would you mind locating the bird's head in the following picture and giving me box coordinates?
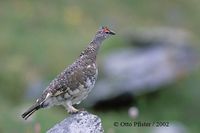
[94,26,115,41]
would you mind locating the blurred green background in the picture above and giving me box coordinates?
[0,0,200,133]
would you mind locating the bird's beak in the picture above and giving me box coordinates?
[108,30,116,35]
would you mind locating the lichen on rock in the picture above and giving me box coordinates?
[47,111,104,133]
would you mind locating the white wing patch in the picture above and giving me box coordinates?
[45,92,52,100]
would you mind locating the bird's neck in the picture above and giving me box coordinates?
[80,35,105,61]
[80,38,103,60]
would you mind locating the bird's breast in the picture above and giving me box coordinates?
[68,63,98,104]
[83,63,98,90]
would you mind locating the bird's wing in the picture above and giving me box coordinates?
[38,59,96,103]
[40,64,86,101]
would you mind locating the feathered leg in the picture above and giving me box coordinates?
[63,101,79,114]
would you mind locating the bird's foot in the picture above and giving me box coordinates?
[67,107,79,114]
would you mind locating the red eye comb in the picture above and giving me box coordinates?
[101,26,115,35]
[102,26,110,33]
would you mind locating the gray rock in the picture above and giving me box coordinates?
[47,111,104,133]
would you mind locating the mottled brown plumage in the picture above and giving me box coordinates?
[22,26,115,120]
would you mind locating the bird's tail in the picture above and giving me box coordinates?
[21,103,41,120]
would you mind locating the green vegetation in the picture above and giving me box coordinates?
[0,0,200,132]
